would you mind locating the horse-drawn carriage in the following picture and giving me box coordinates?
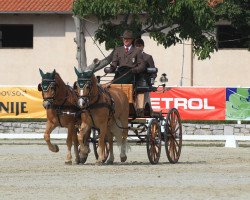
[38,66,182,165]
[102,66,182,164]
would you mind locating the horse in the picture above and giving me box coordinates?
[73,67,129,165]
[38,69,80,164]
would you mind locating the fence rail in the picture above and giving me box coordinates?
[1,133,250,148]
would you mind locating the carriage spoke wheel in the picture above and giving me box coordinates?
[165,108,182,164]
[146,118,161,164]
[92,129,110,163]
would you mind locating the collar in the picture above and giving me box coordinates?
[124,45,132,51]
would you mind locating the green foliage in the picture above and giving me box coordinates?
[73,0,249,59]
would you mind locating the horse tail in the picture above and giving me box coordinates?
[111,119,123,146]
[110,115,130,153]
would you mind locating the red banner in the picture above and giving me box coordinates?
[150,87,226,120]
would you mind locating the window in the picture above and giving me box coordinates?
[0,25,33,48]
[217,25,249,49]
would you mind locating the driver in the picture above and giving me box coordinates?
[105,30,146,84]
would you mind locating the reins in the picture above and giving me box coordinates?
[103,70,132,87]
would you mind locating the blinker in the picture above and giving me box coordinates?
[40,80,56,92]
[77,78,91,89]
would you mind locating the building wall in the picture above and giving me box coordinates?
[0,14,249,87]
[0,14,78,86]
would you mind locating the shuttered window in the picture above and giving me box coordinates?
[0,25,33,48]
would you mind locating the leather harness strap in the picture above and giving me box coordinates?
[53,88,79,127]
[80,85,115,127]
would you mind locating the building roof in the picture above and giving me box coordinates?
[0,0,74,14]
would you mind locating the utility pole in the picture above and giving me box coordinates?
[180,42,185,86]
[190,39,194,86]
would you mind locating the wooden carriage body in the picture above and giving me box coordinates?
[109,83,155,118]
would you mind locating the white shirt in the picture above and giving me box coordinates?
[124,45,132,51]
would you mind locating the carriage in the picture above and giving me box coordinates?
[38,66,182,165]
[89,66,183,165]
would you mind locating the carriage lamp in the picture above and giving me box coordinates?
[150,77,155,85]
[160,73,168,83]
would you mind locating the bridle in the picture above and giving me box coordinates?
[39,79,57,98]
[74,77,96,109]
[38,78,57,109]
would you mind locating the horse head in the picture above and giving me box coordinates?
[73,67,97,109]
[38,68,57,109]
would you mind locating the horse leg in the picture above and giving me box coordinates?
[96,125,108,165]
[120,130,128,162]
[44,122,58,152]
[106,130,114,165]
[65,125,78,165]
[72,129,80,164]
[83,129,91,154]
[78,122,90,164]
[120,120,128,162]
[110,120,127,163]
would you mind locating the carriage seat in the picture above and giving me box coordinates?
[136,67,158,93]
[104,65,158,92]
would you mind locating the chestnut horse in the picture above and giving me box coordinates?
[38,69,80,164]
[74,68,129,164]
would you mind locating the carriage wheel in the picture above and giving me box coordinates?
[146,118,162,164]
[92,129,110,163]
[164,108,182,164]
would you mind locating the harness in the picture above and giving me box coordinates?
[75,70,129,130]
[53,86,81,127]
[80,85,115,128]
[41,81,80,127]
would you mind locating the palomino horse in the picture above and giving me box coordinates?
[38,69,80,164]
[74,68,129,164]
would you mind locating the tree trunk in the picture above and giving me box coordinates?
[73,15,87,71]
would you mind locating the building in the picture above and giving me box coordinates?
[0,0,249,87]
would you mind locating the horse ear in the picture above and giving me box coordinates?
[51,69,56,78]
[73,81,77,90]
[37,83,42,91]
[74,67,80,77]
[39,68,45,78]
[85,70,94,78]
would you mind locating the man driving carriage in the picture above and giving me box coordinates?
[104,30,146,84]
[104,30,158,117]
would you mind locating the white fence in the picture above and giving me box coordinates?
[1,133,250,148]
[183,135,250,148]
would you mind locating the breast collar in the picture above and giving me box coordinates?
[84,85,114,112]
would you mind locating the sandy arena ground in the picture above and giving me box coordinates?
[0,140,250,200]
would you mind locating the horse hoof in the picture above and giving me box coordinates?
[120,155,127,162]
[65,160,72,165]
[75,159,80,164]
[80,157,87,164]
[54,145,59,152]
[95,161,103,166]
[106,160,114,165]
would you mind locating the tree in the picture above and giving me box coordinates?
[72,0,249,70]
